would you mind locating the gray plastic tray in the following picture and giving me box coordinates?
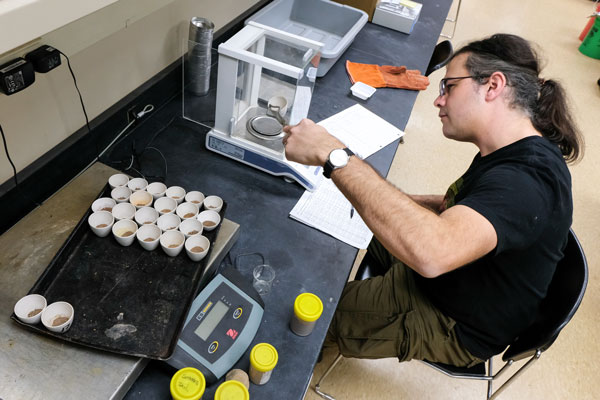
[247,0,367,77]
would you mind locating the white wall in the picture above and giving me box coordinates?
[0,0,260,185]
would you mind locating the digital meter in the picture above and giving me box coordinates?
[167,267,264,384]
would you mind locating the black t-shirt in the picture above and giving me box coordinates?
[415,136,572,359]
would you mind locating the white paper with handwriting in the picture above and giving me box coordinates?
[289,105,403,248]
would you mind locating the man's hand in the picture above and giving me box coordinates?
[282,119,345,166]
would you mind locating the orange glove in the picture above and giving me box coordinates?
[346,61,429,91]
[346,61,386,87]
[379,65,430,91]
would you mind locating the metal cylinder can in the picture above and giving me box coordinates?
[187,17,214,95]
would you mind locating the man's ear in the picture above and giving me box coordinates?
[484,71,508,101]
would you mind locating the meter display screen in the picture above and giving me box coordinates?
[194,301,229,341]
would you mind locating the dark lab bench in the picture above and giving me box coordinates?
[122,1,452,398]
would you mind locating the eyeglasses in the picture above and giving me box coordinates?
[438,75,487,97]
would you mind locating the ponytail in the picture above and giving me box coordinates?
[533,80,583,163]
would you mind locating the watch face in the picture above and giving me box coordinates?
[330,149,349,168]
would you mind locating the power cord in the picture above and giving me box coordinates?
[0,123,42,207]
[70,104,154,185]
[119,115,174,182]
[57,50,96,155]
[98,104,154,161]
[57,49,156,175]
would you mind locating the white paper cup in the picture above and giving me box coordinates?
[179,218,203,238]
[154,196,177,215]
[127,177,148,192]
[41,301,74,333]
[136,224,161,251]
[267,95,288,119]
[160,230,185,257]
[166,186,186,204]
[88,211,115,237]
[157,213,181,232]
[112,202,136,221]
[197,210,221,231]
[176,202,199,220]
[146,182,167,199]
[111,186,132,203]
[108,173,129,189]
[91,197,116,213]
[112,219,138,246]
[129,190,153,209]
[203,195,223,212]
[185,235,210,262]
[135,207,159,226]
[185,191,205,206]
[14,294,47,324]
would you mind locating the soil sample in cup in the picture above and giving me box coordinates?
[28,309,42,318]
[53,315,69,326]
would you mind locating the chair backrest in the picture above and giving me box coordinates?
[425,40,454,76]
[503,229,588,362]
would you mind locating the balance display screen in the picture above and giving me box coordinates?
[194,301,229,341]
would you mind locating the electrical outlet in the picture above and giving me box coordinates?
[127,105,139,124]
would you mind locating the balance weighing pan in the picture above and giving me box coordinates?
[10,184,227,360]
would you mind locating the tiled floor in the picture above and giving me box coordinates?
[306,0,600,399]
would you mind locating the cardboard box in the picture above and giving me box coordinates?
[332,0,379,21]
[372,0,422,34]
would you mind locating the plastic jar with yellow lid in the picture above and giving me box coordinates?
[214,380,250,400]
[290,293,323,336]
[170,367,206,400]
[249,342,278,385]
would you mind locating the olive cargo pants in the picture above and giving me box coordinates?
[325,239,482,367]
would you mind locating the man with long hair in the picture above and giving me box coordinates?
[283,34,583,366]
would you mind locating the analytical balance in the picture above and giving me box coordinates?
[186,22,324,190]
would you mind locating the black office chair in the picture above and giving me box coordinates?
[426,40,454,77]
[314,229,588,400]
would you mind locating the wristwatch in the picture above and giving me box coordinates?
[323,147,355,179]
